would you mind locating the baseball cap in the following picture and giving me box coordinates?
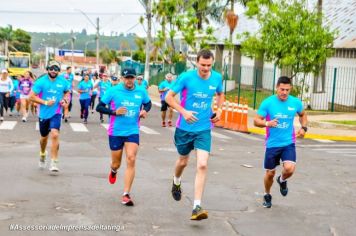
[121,68,136,78]
[47,61,61,71]
[1,69,8,73]
[111,76,118,81]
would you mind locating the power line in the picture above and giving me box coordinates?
[0,10,144,15]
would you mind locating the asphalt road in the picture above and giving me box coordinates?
[0,91,356,236]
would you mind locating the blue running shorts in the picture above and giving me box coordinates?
[264,143,296,170]
[174,128,211,155]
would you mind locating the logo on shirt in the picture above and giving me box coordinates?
[134,94,142,99]
[193,92,208,98]
[209,85,216,90]
[56,84,63,88]
[287,107,295,111]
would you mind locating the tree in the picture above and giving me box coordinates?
[12,29,32,53]
[241,0,335,79]
[0,25,14,55]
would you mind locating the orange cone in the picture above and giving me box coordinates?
[238,98,249,133]
[215,101,227,128]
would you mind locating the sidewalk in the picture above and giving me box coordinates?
[148,85,356,142]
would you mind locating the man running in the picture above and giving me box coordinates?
[95,73,112,123]
[158,73,175,127]
[29,61,70,172]
[254,76,308,208]
[62,66,74,122]
[165,49,224,220]
[96,67,152,206]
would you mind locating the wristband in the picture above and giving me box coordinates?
[265,121,269,127]
[44,101,48,106]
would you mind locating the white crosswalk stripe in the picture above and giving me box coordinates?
[140,125,160,134]
[0,121,17,130]
[301,143,356,157]
[211,131,231,140]
[69,123,89,132]
[224,129,262,141]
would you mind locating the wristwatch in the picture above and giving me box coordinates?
[301,126,308,132]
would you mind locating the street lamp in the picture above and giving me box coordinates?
[73,8,100,70]
[85,40,95,63]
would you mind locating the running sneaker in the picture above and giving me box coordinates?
[83,119,88,124]
[0,117,4,121]
[277,175,288,196]
[80,113,83,119]
[100,118,104,123]
[49,160,59,172]
[168,120,173,127]
[263,193,272,208]
[121,194,134,206]
[108,170,117,184]
[162,121,166,127]
[39,151,47,168]
[191,205,208,220]
[22,117,27,122]
[171,181,182,201]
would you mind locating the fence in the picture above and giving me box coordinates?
[224,64,356,112]
[120,60,356,112]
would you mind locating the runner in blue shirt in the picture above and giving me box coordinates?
[254,76,308,208]
[158,73,175,127]
[165,49,225,220]
[95,73,112,122]
[77,74,93,124]
[9,76,20,116]
[96,67,152,206]
[62,66,74,122]
[29,61,70,173]
[134,75,148,90]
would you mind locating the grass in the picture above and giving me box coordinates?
[323,120,356,126]
[225,87,272,109]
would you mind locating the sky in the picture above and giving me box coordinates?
[0,0,148,36]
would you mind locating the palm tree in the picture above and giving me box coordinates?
[0,25,14,55]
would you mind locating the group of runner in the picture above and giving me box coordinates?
[21,48,308,221]
[0,69,37,122]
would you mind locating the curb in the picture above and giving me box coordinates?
[248,128,356,142]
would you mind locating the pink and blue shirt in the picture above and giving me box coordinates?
[171,69,223,132]
[32,74,70,119]
[101,83,151,136]
[257,95,303,148]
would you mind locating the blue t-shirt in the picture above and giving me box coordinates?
[101,83,151,136]
[158,80,175,101]
[62,72,74,91]
[78,80,93,100]
[134,79,148,90]
[98,80,112,98]
[32,74,70,119]
[11,79,19,97]
[257,95,303,148]
[171,69,223,132]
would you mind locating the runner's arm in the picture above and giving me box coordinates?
[142,100,152,112]
[96,101,115,115]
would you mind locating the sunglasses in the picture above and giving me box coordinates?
[48,66,60,72]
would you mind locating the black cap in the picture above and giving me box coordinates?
[121,68,136,77]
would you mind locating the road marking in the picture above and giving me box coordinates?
[300,144,356,148]
[0,121,17,130]
[211,131,231,140]
[224,129,262,141]
[140,125,160,134]
[101,124,109,129]
[312,139,336,143]
[69,123,88,132]
[343,154,356,157]
[152,101,161,107]
[36,122,39,130]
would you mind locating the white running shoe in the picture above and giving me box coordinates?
[0,117,4,121]
[49,160,59,172]
[39,151,47,169]
[22,117,27,122]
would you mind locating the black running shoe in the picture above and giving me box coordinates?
[263,194,272,208]
[277,175,288,196]
[171,181,182,201]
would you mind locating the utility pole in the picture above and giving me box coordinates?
[71,30,75,66]
[142,0,152,83]
[96,17,100,70]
